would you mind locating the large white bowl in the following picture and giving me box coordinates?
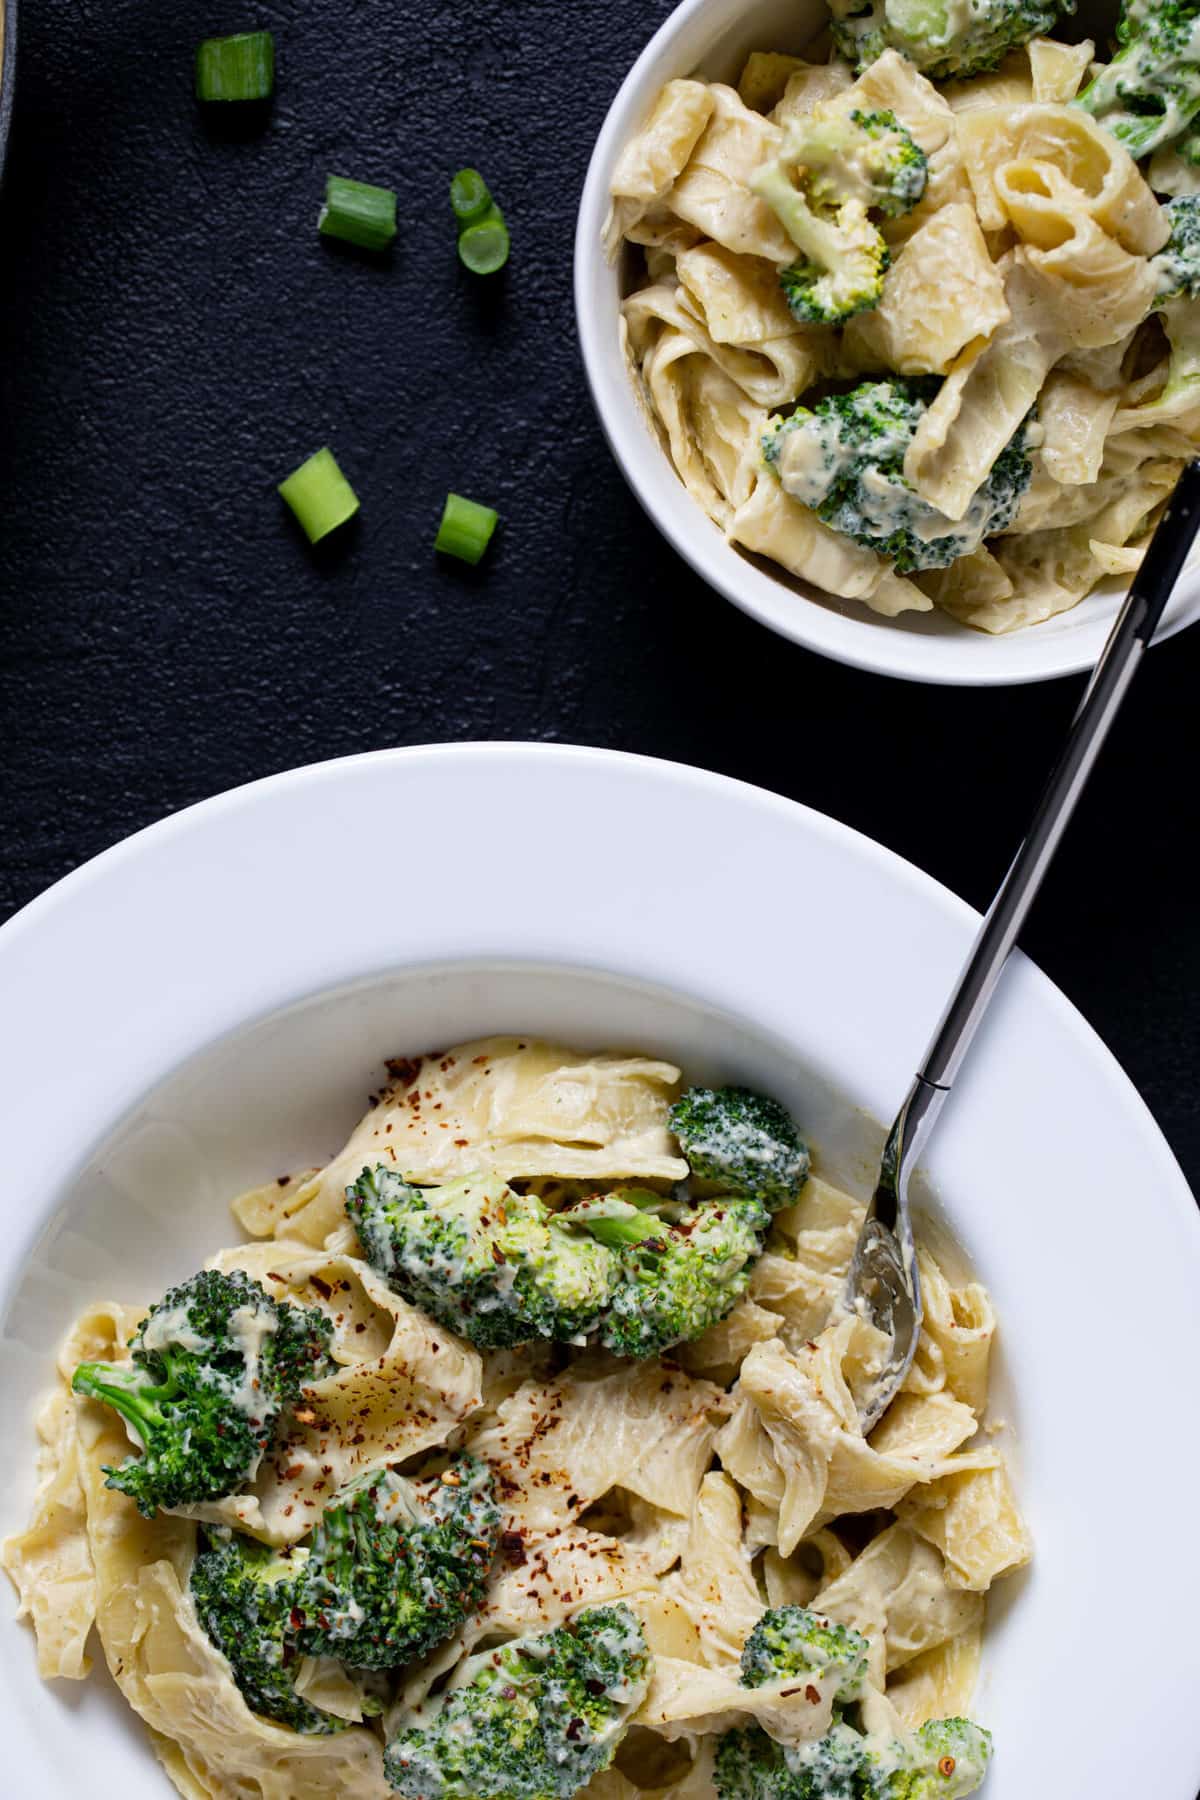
[2,743,1199,1797]
[574,0,1200,685]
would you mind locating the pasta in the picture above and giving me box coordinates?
[4,1035,1029,1800]
[608,34,1197,633]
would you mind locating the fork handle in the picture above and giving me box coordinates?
[901,460,1200,1181]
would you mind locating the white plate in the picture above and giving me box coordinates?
[574,0,1200,685]
[1,743,1198,1797]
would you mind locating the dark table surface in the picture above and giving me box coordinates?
[1,0,1196,1189]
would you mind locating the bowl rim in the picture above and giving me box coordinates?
[2,742,1200,1797]
[572,0,1200,686]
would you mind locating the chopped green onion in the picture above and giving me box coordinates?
[458,211,510,275]
[278,448,359,544]
[450,168,493,227]
[319,176,398,251]
[450,169,510,275]
[195,31,274,102]
[435,493,499,565]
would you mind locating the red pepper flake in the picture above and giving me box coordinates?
[386,1057,421,1087]
[454,1138,469,1148]
[501,1532,527,1566]
[805,1685,820,1704]
[276,1175,291,1188]
[938,1757,956,1778]
[309,1276,333,1300]
[283,1463,305,1478]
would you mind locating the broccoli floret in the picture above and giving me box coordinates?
[752,108,925,325]
[382,1603,652,1799]
[71,1269,334,1517]
[1152,193,1200,300]
[715,1720,867,1800]
[762,379,1032,574]
[830,0,1069,79]
[346,1167,619,1349]
[786,109,929,219]
[292,1455,500,1669]
[1075,0,1200,161]
[190,1530,344,1735]
[669,1085,810,1209]
[741,1608,870,1700]
[871,1718,993,1798]
[563,1189,771,1359]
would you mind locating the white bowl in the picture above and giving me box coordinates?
[574,0,1200,685]
[2,743,1199,1796]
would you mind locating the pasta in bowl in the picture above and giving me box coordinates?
[576,0,1200,680]
[4,1033,1028,1800]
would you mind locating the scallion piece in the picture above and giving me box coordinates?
[278,448,359,544]
[319,176,398,251]
[195,31,275,102]
[450,168,492,227]
[450,168,510,275]
[458,212,510,275]
[435,493,499,565]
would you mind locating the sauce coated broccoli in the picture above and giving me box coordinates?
[564,1189,774,1358]
[346,1168,619,1349]
[292,1455,501,1669]
[763,379,1032,574]
[669,1085,810,1209]
[382,1603,652,1799]
[714,1608,992,1800]
[1075,0,1200,160]
[71,1268,334,1517]
[752,109,927,324]
[1136,196,1200,420]
[830,0,1069,80]
[190,1530,346,1735]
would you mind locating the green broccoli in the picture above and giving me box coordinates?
[669,1085,810,1208]
[1132,195,1200,420]
[714,1611,991,1800]
[752,109,926,325]
[762,379,1032,574]
[741,1608,870,1699]
[1075,0,1200,161]
[190,1530,344,1735]
[292,1455,501,1669]
[382,1603,652,1799]
[345,1167,619,1349]
[71,1268,334,1517]
[715,1719,866,1800]
[871,1718,993,1797]
[830,0,1069,80]
[563,1189,772,1359]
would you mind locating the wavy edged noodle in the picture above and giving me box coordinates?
[638,1654,842,1746]
[665,1471,762,1665]
[844,202,1010,376]
[667,85,793,262]
[816,1522,984,1677]
[1037,371,1121,486]
[899,1464,1034,1591]
[605,79,716,258]
[887,1627,983,1730]
[960,104,1166,255]
[465,1356,724,1532]
[715,1327,994,1556]
[625,282,822,410]
[1028,37,1094,105]
[237,1037,688,1248]
[941,49,1033,116]
[1,1384,96,1679]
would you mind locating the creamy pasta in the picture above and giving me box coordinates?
[3,1037,1030,1798]
[607,32,1199,633]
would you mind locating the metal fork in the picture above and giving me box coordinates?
[847,459,1200,1433]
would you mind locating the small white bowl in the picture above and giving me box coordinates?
[2,744,1200,1796]
[574,0,1200,685]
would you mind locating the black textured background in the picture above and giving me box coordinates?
[0,0,1196,1187]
